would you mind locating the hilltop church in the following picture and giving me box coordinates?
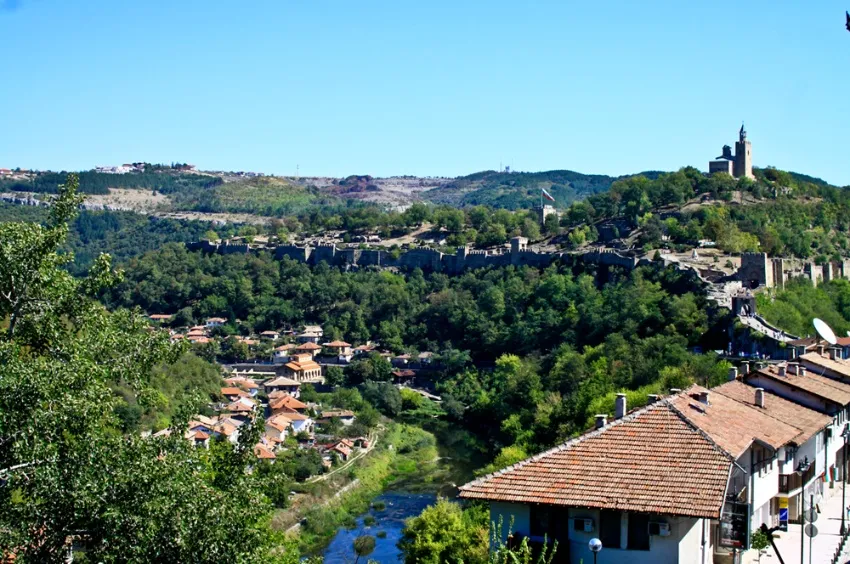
[709,124,754,179]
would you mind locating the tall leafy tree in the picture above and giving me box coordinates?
[0,176,293,563]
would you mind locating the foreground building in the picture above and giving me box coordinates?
[460,399,737,564]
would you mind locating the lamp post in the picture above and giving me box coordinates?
[842,424,849,535]
[589,538,602,564]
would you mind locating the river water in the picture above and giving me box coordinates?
[321,418,486,563]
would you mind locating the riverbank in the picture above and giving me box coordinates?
[273,421,439,555]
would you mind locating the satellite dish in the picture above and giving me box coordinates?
[813,318,837,346]
[846,330,850,338]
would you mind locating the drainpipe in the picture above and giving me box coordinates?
[749,450,755,551]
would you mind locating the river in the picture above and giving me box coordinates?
[321,417,487,563]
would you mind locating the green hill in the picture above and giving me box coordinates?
[423,169,665,209]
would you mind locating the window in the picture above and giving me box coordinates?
[599,510,621,549]
[627,513,651,551]
[530,505,551,539]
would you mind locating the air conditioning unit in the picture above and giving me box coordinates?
[649,522,671,537]
[573,518,594,532]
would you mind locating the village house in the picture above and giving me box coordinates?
[224,376,260,396]
[711,376,832,524]
[459,399,737,564]
[392,354,412,367]
[205,317,227,328]
[270,393,308,414]
[392,369,416,387]
[296,325,323,344]
[318,409,356,427]
[221,386,250,402]
[264,376,302,397]
[282,353,323,383]
[148,313,173,323]
[225,397,258,422]
[323,340,353,362]
[329,439,355,461]
[254,443,277,461]
[264,415,291,442]
[668,385,803,550]
[259,330,280,340]
[353,342,376,357]
[294,341,322,358]
[417,351,435,365]
[272,343,298,364]
[744,361,850,500]
[274,411,313,435]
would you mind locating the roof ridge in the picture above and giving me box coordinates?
[663,399,738,465]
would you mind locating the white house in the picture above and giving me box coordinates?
[459,399,736,564]
[205,317,227,328]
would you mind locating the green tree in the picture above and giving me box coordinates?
[353,535,376,564]
[398,499,488,564]
[0,176,292,563]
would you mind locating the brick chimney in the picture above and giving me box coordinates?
[595,414,607,429]
[728,367,739,381]
[755,388,765,408]
[740,361,750,375]
[818,345,826,356]
[615,394,627,419]
[698,391,710,405]
[778,365,787,377]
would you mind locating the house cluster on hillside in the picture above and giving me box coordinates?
[149,315,435,388]
[461,349,850,564]
[160,371,369,472]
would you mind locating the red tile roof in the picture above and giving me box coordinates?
[324,340,351,347]
[459,402,733,519]
[270,394,308,411]
[669,385,801,457]
[800,352,850,379]
[295,342,322,351]
[748,364,850,406]
[712,380,831,446]
[221,386,249,398]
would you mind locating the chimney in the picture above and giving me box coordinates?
[831,348,839,361]
[799,366,806,377]
[647,394,660,403]
[741,361,750,375]
[778,365,787,377]
[788,362,799,376]
[670,388,682,394]
[754,388,765,408]
[698,391,710,405]
[595,414,607,429]
[818,345,825,356]
[615,394,627,419]
[728,367,739,381]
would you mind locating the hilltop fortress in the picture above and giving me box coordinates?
[739,252,850,289]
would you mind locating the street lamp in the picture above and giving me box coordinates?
[842,424,849,535]
[589,538,602,564]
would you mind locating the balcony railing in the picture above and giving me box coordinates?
[779,463,817,493]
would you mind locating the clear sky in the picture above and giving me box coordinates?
[1,0,848,185]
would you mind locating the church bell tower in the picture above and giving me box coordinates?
[734,123,754,179]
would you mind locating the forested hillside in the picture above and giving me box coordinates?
[756,278,850,338]
[107,243,730,451]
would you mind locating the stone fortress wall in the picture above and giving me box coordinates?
[187,237,642,275]
[739,252,850,289]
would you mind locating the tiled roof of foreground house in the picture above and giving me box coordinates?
[458,401,734,519]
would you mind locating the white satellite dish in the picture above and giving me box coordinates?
[813,318,838,346]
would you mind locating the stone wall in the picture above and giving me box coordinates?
[738,252,849,289]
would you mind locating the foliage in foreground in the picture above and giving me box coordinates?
[0,176,295,563]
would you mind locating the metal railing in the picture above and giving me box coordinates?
[830,525,850,564]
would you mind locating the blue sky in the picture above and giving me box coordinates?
[1,0,848,185]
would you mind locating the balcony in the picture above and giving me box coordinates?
[779,463,817,494]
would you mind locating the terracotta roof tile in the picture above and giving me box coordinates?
[459,402,733,519]
[712,380,831,446]
[669,385,801,457]
[270,394,308,411]
[800,352,850,379]
[324,340,351,347]
[748,364,850,406]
